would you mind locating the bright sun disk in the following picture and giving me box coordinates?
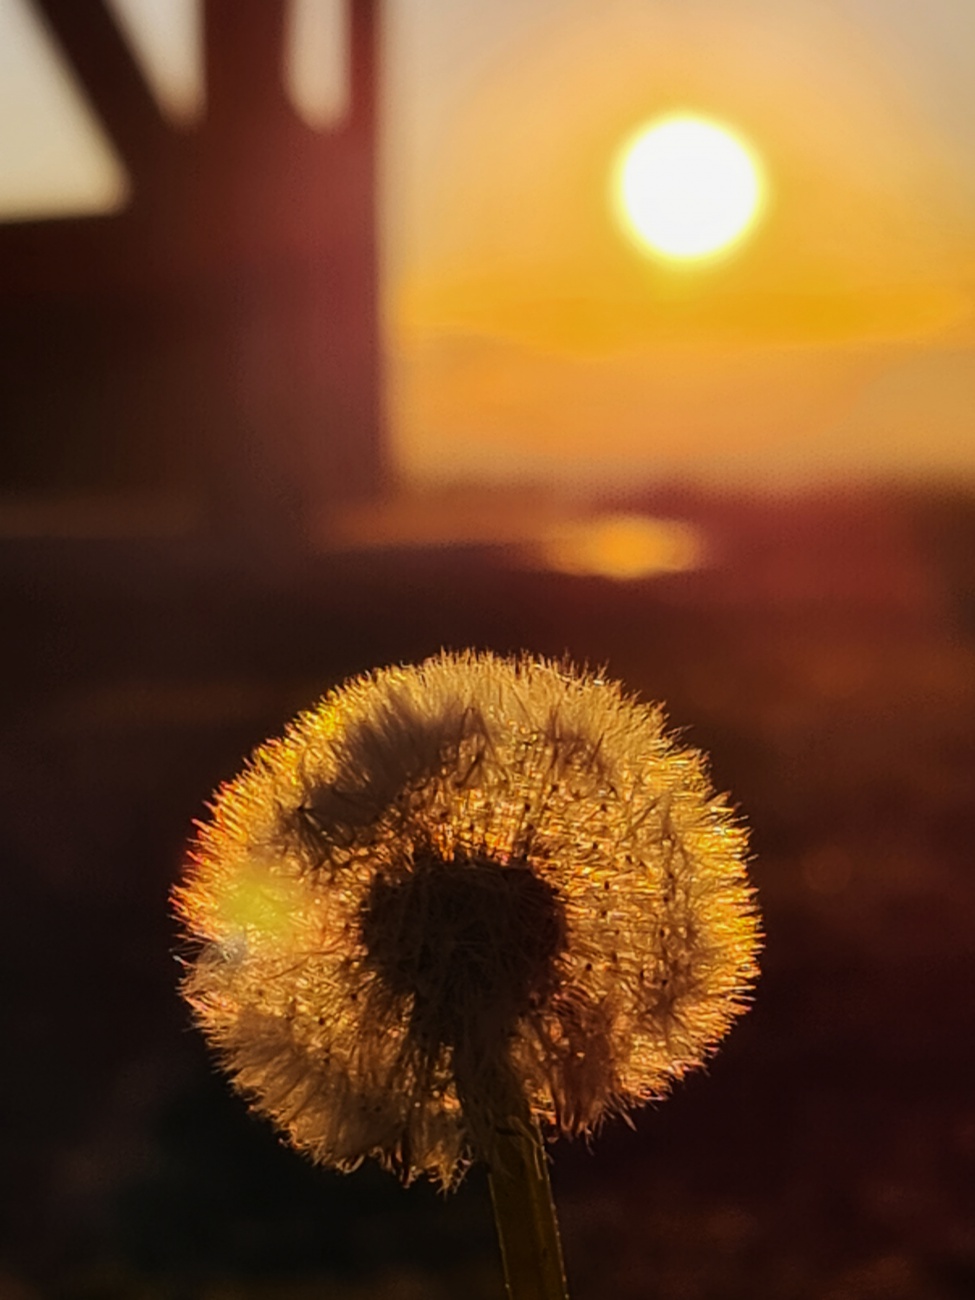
[614,115,765,261]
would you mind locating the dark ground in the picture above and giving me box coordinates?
[1,484,973,1300]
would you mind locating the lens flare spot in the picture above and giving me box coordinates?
[211,856,307,948]
[540,514,705,581]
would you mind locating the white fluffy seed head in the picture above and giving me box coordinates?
[174,651,761,1187]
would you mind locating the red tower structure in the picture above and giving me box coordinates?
[0,0,385,540]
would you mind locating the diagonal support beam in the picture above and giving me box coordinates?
[31,0,172,186]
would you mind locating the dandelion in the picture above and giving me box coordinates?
[174,651,760,1299]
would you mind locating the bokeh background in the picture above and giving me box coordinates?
[1,2,974,1297]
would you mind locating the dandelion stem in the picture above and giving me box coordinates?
[486,1087,570,1300]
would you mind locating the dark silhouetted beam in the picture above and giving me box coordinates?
[31,0,172,186]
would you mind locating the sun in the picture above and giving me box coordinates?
[614,114,766,262]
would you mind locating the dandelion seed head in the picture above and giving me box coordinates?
[175,651,760,1187]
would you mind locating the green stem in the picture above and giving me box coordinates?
[486,1089,570,1300]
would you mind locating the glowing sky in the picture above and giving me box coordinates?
[2,0,974,491]
[387,0,975,490]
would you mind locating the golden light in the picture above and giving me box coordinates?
[206,855,308,951]
[539,514,705,581]
[614,114,765,261]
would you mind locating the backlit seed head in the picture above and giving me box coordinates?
[174,651,760,1187]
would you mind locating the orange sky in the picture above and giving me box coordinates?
[384,0,975,491]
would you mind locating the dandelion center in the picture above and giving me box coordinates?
[360,851,567,1050]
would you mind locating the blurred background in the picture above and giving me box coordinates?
[1,1,974,1296]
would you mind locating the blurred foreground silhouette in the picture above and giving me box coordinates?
[1,0,383,540]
